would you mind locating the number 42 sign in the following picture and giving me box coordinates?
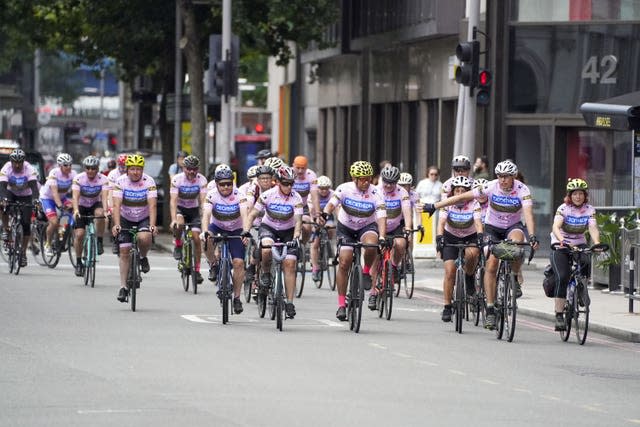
[582,55,617,84]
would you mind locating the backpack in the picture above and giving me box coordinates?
[542,264,556,298]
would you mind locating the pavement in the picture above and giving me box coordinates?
[151,232,640,343]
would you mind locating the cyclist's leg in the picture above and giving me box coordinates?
[41,198,59,246]
[506,225,527,293]
[117,227,132,300]
[19,200,32,260]
[187,209,203,275]
[310,228,321,279]
[359,224,379,287]
[442,258,456,321]
[93,204,106,252]
[73,218,86,273]
[464,244,480,294]
[550,249,571,329]
[172,209,186,258]
[335,223,355,311]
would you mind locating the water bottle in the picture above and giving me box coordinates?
[567,278,576,302]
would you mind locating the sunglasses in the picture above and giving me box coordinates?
[453,167,469,173]
[85,166,98,171]
[217,181,233,188]
[280,181,294,187]
[61,163,72,167]
[186,167,198,172]
[382,180,396,185]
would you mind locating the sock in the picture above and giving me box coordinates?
[312,266,318,273]
[195,262,200,272]
[363,265,371,275]
[338,295,346,307]
[287,299,293,304]
[486,304,495,314]
[174,239,182,247]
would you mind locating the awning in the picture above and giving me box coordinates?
[580,91,640,131]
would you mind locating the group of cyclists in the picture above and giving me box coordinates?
[0,146,602,333]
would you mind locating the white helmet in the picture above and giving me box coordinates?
[494,160,518,176]
[215,163,232,173]
[247,165,259,179]
[57,153,73,166]
[264,157,284,170]
[451,175,472,190]
[317,175,332,188]
[451,155,471,169]
[398,172,413,185]
[473,178,488,188]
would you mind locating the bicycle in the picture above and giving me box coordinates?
[78,215,102,288]
[262,239,298,331]
[29,203,48,266]
[469,247,487,327]
[375,237,394,320]
[40,206,76,269]
[336,239,380,333]
[489,240,533,342]
[206,232,244,325]
[443,242,480,334]
[551,242,608,345]
[242,226,259,303]
[397,226,424,299]
[3,201,30,275]
[295,224,312,298]
[312,224,336,290]
[177,222,199,294]
[120,227,143,312]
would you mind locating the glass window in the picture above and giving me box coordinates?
[513,0,640,22]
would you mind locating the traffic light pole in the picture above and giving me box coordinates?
[218,0,232,166]
[460,0,480,161]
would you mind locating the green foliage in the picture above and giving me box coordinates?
[595,209,640,269]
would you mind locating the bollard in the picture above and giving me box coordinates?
[630,246,635,313]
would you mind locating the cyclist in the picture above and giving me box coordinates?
[206,164,235,192]
[169,155,208,284]
[549,178,601,331]
[317,160,387,321]
[237,165,259,202]
[71,156,109,276]
[291,155,320,242]
[243,165,303,319]
[376,165,413,302]
[111,154,158,303]
[40,153,77,256]
[0,148,40,267]
[424,160,539,330]
[106,153,128,254]
[441,155,473,200]
[310,175,336,282]
[398,172,419,212]
[201,165,249,314]
[435,176,482,322]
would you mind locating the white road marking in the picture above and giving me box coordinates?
[181,314,216,323]
[77,409,145,414]
[368,343,388,350]
[478,378,499,385]
[417,360,439,367]
[448,369,467,376]
[314,319,345,327]
[392,352,413,358]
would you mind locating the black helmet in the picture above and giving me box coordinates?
[183,155,200,169]
[255,165,274,176]
[9,148,25,162]
[256,149,271,160]
[451,155,471,170]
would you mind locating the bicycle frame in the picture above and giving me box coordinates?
[443,242,479,334]
[4,202,29,275]
[121,227,142,312]
[376,241,394,320]
[262,241,293,331]
[208,233,243,325]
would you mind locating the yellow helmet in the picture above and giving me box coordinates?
[566,178,588,192]
[125,154,145,167]
[349,160,373,178]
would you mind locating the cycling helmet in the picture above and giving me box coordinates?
[317,175,332,188]
[380,165,400,183]
[494,160,518,176]
[82,155,100,168]
[451,175,472,190]
[125,154,145,167]
[451,155,471,169]
[256,149,272,160]
[255,165,274,176]
[57,153,73,166]
[183,155,200,169]
[349,160,373,178]
[566,178,588,192]
[214,167,234,181]
[9,148,25,162]
[215,163,232,174]
[117,153,128,166]
[398,172,413,185]
[247,165,259,179]
[473,178,488,188]
[275,166,295,181]
[264,157,284,170]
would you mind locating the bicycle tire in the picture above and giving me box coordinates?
[472,266,484,326]
[9,220,23,274]
[221,260,230,324]
[243,274,253,303]
[325,241,336,291]
[65,226,77,268]
[41,226,62,268]
[385,260,394,321]
[376,273,384,318]
[505,272,517,342]
[295,244,306,298]
[190,239,198,295]
[180,240,191,292]
[404,252,415,299]
[276,272,284,331]
[129,249,138,312]
[560,301,572,342]
[30,222,47,266]
[243,239,254,302]
[575,283,589,345]
[89,229,97,288]
[7,225,17,273]
[257,286,267,318]
[268,265,277,320]
[455,268,465,333]
[495,264,506,340]
[83,234,91,286]
[349,263,364,333]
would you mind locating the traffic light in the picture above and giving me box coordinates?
[476,69,492,106]
[213,60,226,97]
[455,40,480,88]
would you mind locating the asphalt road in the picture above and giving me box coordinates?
[1,249,639,427]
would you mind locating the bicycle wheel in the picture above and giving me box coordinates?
[384,260,394,321]
[276,276,284,331]
[316,239,325,289]
[295,244,306,298]
[82,235,92,286]
[190,239,198,295]
[376,273,385,318]
[324,240,336,291]
[574,283,589,345]
[129,250,139,312]
[404,252,415,299]
[243,240,254,302]
[268,266,277,320]
[495,265,506,340]
[41,226,62,268]
[505,272,517,342]
[30,222,47,266]
[257,279,267,318]
[472,266,485,326]
[180,241,191,292]
[67,228,77,268]
[348,264,364,333]
[454,268,465,333]
[560,301,572,342]
[220,259,230,324]
[7,226,17,274]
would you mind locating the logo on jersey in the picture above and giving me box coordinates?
[266,203,294,221]
[490,194,522,213]
[342,197,376,218]
[293,181,310,198]
[385,198,402,219]
[80,184,102,199]
[447,211,474,229]
[123,188,149,207]
[213,202,240,221]
[178,184,200,200]
[561,215,589,234]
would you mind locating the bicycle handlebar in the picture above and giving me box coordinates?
[550,242,609,254]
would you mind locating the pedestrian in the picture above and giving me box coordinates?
[168,150,188,180]
[415,165,442,204]
[473,156,490,180]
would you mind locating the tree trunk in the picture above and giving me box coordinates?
[180,0,206,169]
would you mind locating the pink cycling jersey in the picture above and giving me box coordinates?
[327,182,386,230]
[442,200,482,237]
[203,187,246,231]
[253,186,303,231]
[107,168,125,189]
[292,169,317,206]
[551,203,596,245]
[72,172,109,207]
[383,184,411,231]
[314,189,334,211]
[0,161,38,197]
[112,174,157,222]
[170,172,207,209]
[472,179,532,229]
[39,167,76,200]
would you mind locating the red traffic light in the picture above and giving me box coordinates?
[255,123,264,133]
[478,70,492,87]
